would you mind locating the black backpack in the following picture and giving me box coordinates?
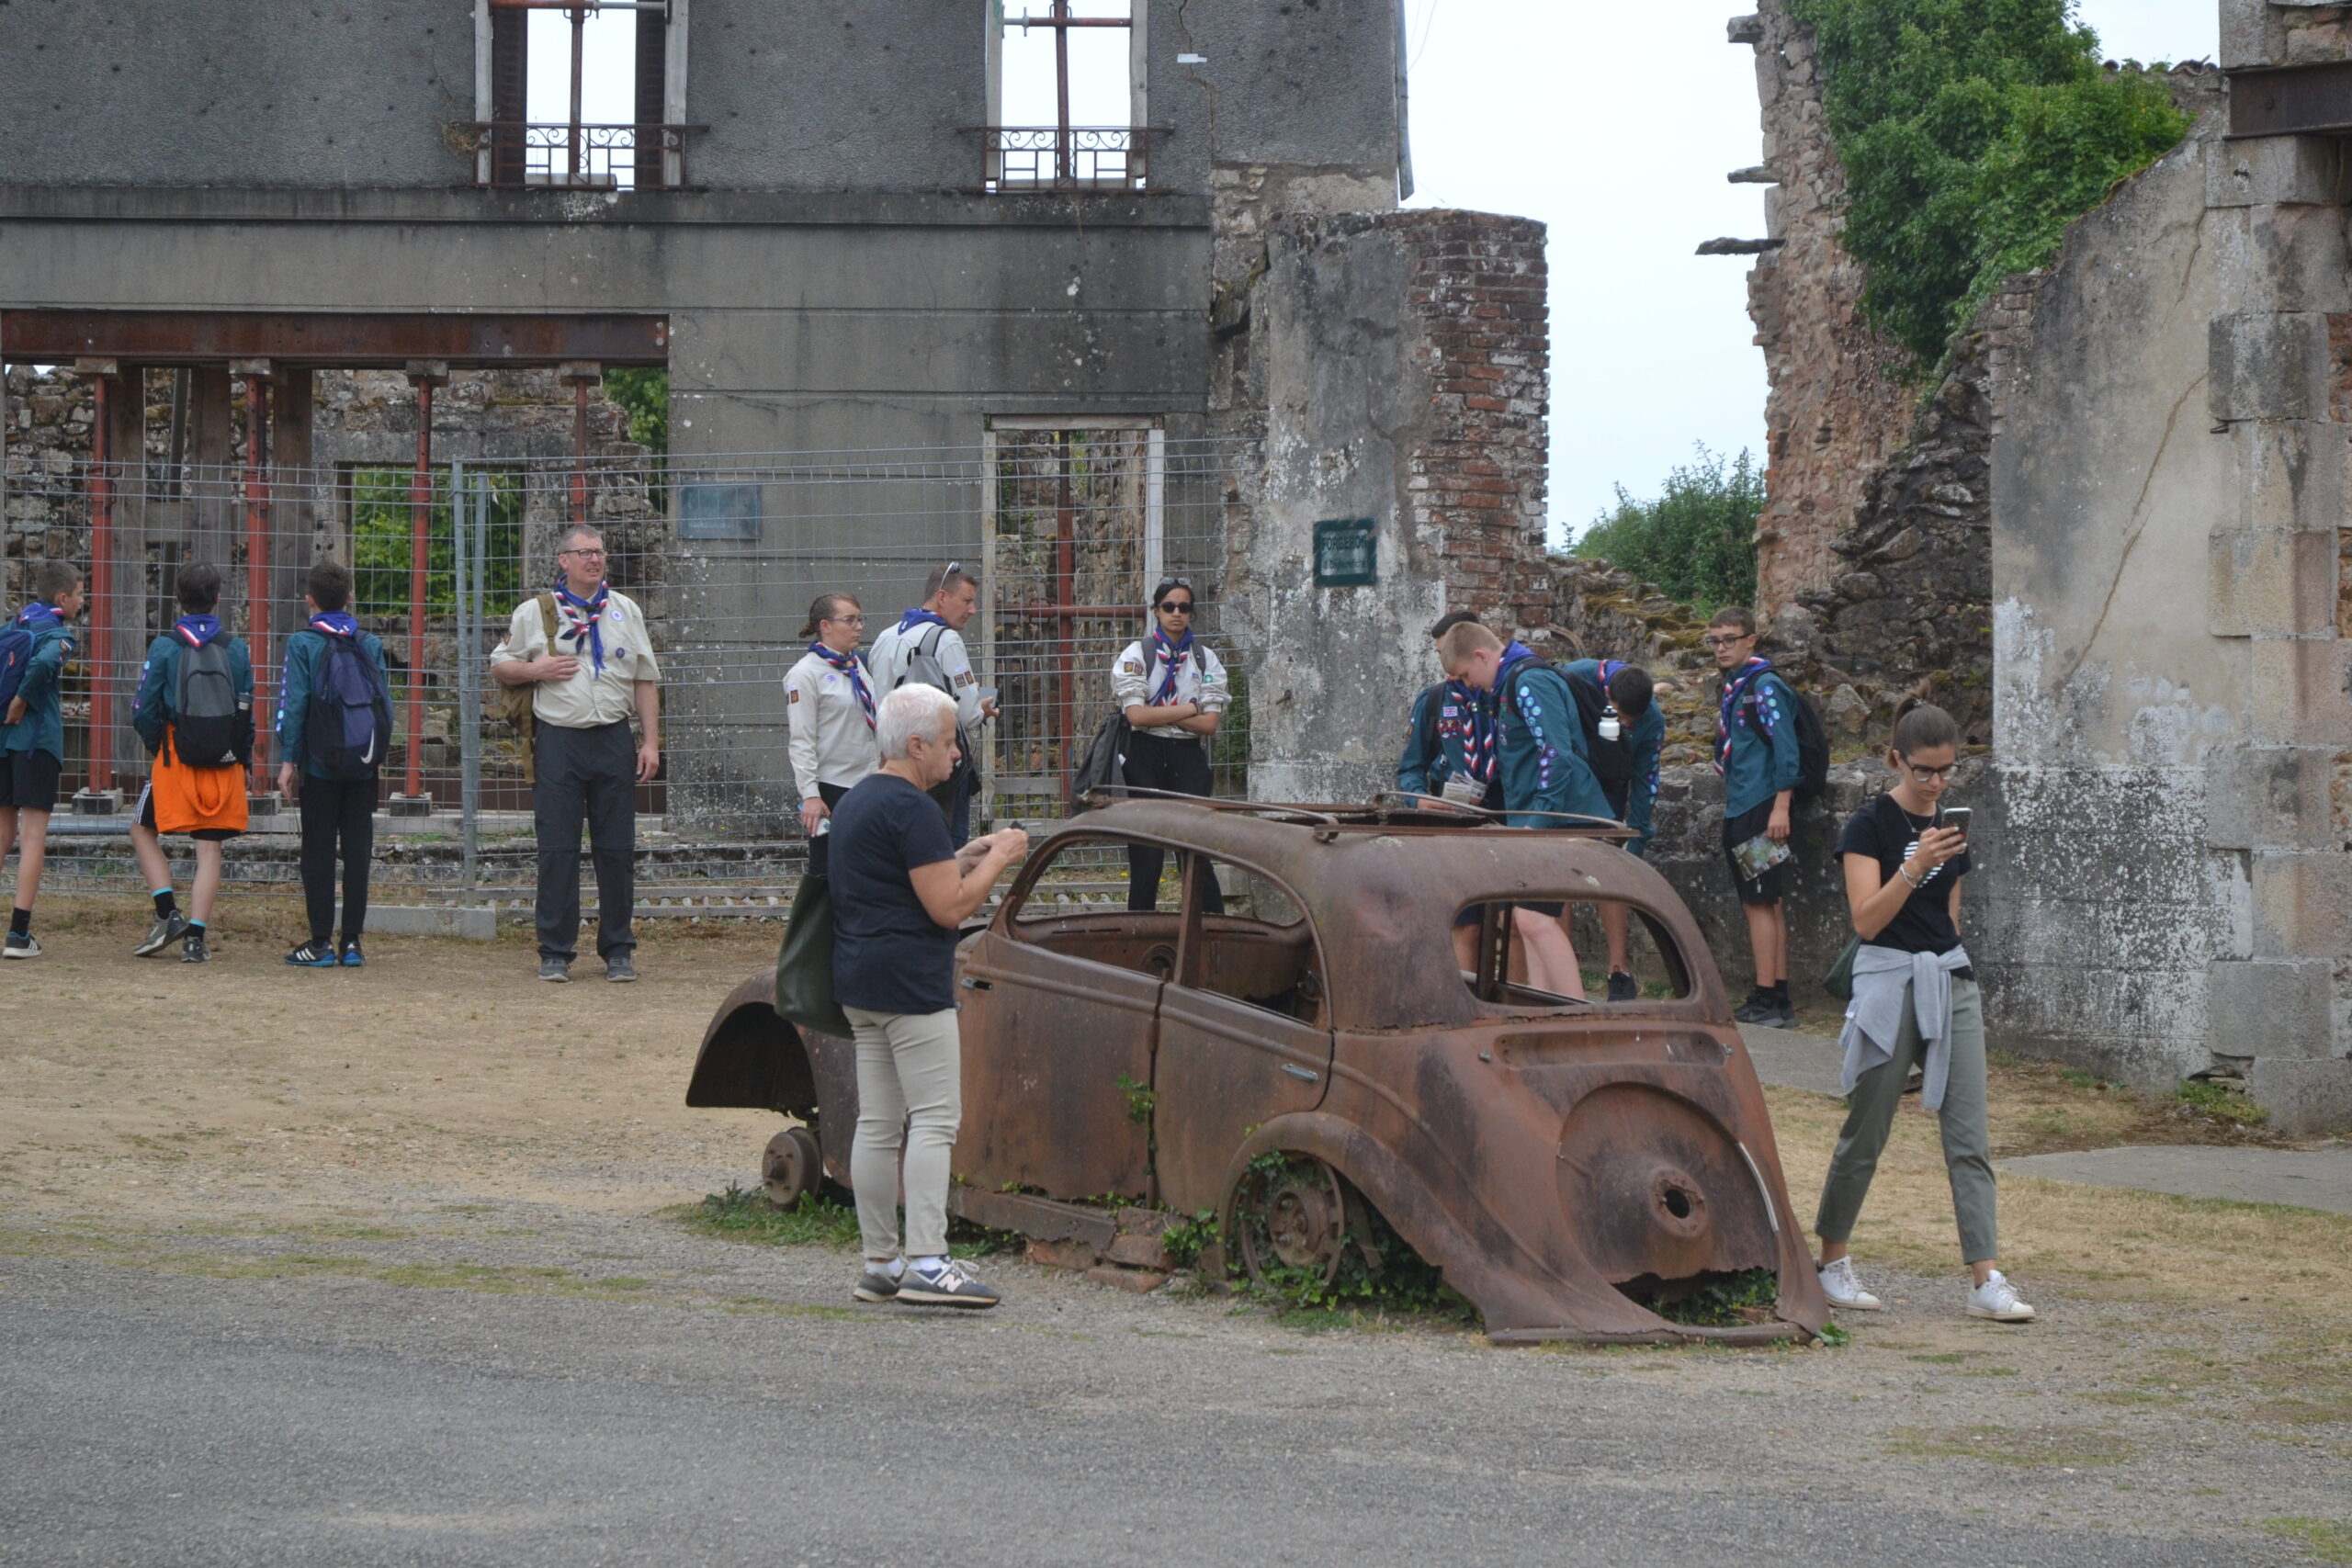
[1732,670,1829,806]
[305,634,391,781]
[1558,664,1635,790]
[172,637,248,767]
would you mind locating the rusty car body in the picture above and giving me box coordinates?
[687,797,1830,1343]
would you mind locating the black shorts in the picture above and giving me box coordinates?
[135,781,243,842]
[1723,798,1789,906]
[0,749,62,814]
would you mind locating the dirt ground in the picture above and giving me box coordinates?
[5,895,2351,1563]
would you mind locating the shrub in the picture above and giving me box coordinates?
[1572,445,1761,613]
[1788,0,2194,364]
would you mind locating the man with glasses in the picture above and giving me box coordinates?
[492,524,662,983]
[1706,605,1802,1028]
[869,562,995,847]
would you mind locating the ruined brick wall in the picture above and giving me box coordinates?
[1736,1,1917,615]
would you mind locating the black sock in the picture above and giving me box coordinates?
[153,890,177,919]
[1771,981,1792,1003]
[9,908,28,938]
[187,919,206,931]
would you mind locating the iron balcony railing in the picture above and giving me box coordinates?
[969,126,1164,192]
[465,122,703,191]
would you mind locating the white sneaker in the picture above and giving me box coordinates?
[1818,1256,1883,1311]
[1966,1269,2036,1322]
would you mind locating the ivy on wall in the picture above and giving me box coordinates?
[1788,0,2193,364]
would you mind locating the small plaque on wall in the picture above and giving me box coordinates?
[678,482,763,541]
[1312,517,1377,586]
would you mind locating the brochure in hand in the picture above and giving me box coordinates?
[1730,831,1792,881]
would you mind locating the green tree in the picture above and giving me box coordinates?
[1788,0,2192,363]
[601,368,668,456]
[1573,446,1762,613]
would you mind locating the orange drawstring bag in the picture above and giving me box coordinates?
[150,728,249,834]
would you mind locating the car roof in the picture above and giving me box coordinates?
[1029,799,1698,1030]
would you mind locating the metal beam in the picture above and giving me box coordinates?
[2229,60,2352,138]
[0,311,670,368]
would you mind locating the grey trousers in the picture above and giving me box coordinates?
[532,719,637,962]
[1815,977,1999,1264]
[844,1005,963,1261]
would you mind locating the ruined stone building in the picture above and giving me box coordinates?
[1706,0,2352,1132]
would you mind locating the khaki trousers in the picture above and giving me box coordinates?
[844,1005,963,1260]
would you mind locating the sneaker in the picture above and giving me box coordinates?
[605,953,637,984]
[1965,1269,2037,1323]
[284,940,338,968]
[895,1258,1001,1309]
[1606,970,1639,1003]
[853,1264,902,1303]
[539,957,571,983]
[1754,998,1800,1030]
[339,940,365,969]
[134,911,189,957]
[3,932,40,960]
[1731,988,1776,1023]
[181,930,210,964]
[1818,1256,1883,1312]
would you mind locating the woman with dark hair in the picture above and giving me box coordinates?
[783,592,880,878]
[1815,699,2034,1325]
[1109,577,1228,911]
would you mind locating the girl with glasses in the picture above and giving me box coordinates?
[1815,698,2035,1325]
[784,592,881,878]
[1108,578,1229,911]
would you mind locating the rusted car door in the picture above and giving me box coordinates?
[952,837,1162,1202]
[1149,855,1335,1215]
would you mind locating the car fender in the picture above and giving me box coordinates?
[687,970,861,1185]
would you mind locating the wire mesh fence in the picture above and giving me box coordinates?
[3,432,1256,908]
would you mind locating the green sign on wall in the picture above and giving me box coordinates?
[1313,517,1377,586]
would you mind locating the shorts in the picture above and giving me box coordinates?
[0,749,62,813]
[1722,798,1788,906]
[136,780,243,842]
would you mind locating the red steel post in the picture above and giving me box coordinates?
[243,370,273,793]
[406,377,435,801]
[87,376,116,794]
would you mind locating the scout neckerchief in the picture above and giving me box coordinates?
[308,610,359,638]
[811,642,876,729]
[896,606,950,637]
[16,601,63,633]
[1148,625,1193,705]
[1715,656,1773,774]
[174,614,222,648]
[552,578,610,675]
[1446,678,1497,784]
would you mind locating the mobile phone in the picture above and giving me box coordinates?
[1937,806,1972,837]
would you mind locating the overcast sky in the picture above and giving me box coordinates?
[548,2,2222,543]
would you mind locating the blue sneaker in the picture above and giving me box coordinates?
[339,940,365,969]
[285,940,338,968]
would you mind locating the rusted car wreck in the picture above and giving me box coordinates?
[689,797,1830,1343]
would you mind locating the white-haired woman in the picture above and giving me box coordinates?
[1110,576,1227,910]
[829,682,1027,1311]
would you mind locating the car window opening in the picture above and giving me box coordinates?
[1009,836,1182,979]
[1459,899,1691,1010]
[1185,857,1323,1025]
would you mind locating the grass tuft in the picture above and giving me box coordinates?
[684,1183,862,1250]
[2266,1519,2352,1566]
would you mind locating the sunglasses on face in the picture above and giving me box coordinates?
[1157,600,1194,615]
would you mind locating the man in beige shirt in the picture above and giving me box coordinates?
[491,524,662,983]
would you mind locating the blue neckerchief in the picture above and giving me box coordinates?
[174,614,223,648]
[1148,626,1194,705]
[1446,677,1498,784]
[1716,656,1772,774]
[1600,659,1627,684]
[811,642,876,729]
[552,578,610,675]
[15,602,63,632]
[897,607,950,637]
[308,610,360,638]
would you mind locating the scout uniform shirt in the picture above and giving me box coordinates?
[491,588,662,728]
[782,648,880,799]
[868,615,987,734]
[1496,651,1613,829]
[1111,637,1229,740]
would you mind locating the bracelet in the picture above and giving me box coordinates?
[1897,865,1924,889]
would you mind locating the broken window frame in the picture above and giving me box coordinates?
[471,0,695,191]
[981,0,1153,192]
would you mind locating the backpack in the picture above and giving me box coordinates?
[1731,670,1829,806]
[1069,711,1133,812]
[1558,665,1635,790]
[496,593,561,784]
[305,633,391,781]
[171,636,247,768]
[896,623,976,784]
[0,624,32,714]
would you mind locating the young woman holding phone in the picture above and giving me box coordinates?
[1815,699,2035,1324]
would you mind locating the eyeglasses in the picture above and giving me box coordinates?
[560,547,606,560]
[826,614,866,626]
[1905,763,1959,783]
[1157,600,1194,615]
[1702,633,1750,649]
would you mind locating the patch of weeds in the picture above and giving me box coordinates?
[1620,1266,1781,1328]
[2173,1079,2268,1127]
[2265,1518,2352,1566]
[1159,1209,1218,1270]
[683,1183,860,1250]
[1114,1073,1156,1126]
[1227,1155,1479,1329]
[1890,1425,2133,1469]
[1815,1322,1851,1348]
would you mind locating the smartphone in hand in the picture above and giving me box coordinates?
[1937,806,1972,837]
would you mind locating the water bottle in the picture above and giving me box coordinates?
[1599,703,1622,743]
